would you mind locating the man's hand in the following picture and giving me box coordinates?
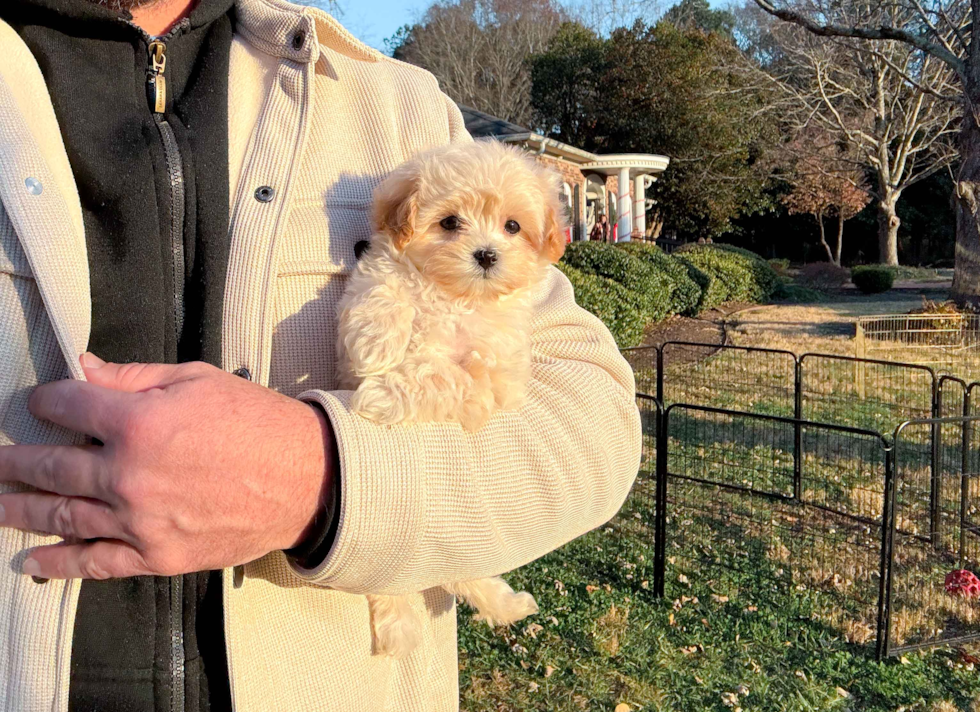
[0,354,335,580]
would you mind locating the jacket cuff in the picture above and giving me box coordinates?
[289,389,427,591]
[282,402,342,568]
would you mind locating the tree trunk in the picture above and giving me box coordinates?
[834,213,844,267]
[816,211,834,262]
[876,195,900,266]
[953,109,980,306]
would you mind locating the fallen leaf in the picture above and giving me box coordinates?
[615,705,631,712]
[586,585,598,595]
[836,687,850,698]
[711,594,730,604]
[528,682,539,692]
[524,623,544,639]
[544,665,555,678]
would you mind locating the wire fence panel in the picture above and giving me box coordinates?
[888,418,980,654]
[622,346,659,398]
[660,405,890,648]
[660,342,797,417]
[856,313,980,377]
[799,354,936,432]
[610,344,980,657]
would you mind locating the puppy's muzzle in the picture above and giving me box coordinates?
[473,249,498,271]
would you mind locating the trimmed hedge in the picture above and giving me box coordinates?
[557,241,777,346]
[555,262,647,348]
[708,244,780,301]
[851,266,895,294]
[560,242,676,322]
[675,244,778,304]
[615,241,703,316]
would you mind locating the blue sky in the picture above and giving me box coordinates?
[331,0,432,50]
[322,0,729,52]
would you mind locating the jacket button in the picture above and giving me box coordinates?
[254,186,276,203]
[233,565,245,589]
[233,367,252,381]
[31,576,48,584]
[291,31,306,50]
[24,177,43,196]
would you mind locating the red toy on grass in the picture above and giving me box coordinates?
[945,569,980,598]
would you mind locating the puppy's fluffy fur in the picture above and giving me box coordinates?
[337,140,567,658]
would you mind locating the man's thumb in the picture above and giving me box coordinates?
[79,353,190,393]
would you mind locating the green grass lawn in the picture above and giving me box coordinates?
[459,347,980,711]
[458,505,980,711]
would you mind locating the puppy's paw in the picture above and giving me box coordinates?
[352,377,411,425]
[446,577,539,627]
[477,591,539,627]
[368,594,423,659]
[458,394,493,432]
[373,613,423,658]
[463,350,494,382]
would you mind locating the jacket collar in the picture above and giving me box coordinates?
[235,0,381,64]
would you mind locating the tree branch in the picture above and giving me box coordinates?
[752,0,967,80]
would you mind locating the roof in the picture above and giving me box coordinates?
[458,105,530,138]
[456,103,670,177]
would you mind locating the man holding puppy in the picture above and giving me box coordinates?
[0,0,641,710]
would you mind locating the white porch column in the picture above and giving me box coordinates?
[617,167,631,242]
[633,174,646,238]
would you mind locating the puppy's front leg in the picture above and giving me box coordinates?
[340,284,416,379]
[459,351,496,432]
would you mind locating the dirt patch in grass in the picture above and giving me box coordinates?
[641,303,752,352]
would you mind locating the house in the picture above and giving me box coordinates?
[459,105,670,242]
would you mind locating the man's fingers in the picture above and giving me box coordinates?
[28,380,129,440]
[23,540,149,580]
[0,492,129,543]
[0,445,109,499]
[80,354,208,393]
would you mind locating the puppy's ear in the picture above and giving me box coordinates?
[540,174,568,263]
[372,164,420,251]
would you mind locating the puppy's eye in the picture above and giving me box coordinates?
[504,220,521,235]
[440,216,461,231]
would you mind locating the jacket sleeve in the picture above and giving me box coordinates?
[291,267,641,595]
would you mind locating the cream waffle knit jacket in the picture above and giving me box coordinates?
[0,1,641,710]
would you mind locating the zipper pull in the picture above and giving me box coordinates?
[147,40,167,114]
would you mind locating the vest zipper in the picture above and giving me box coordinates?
[145,34,186,712]
[147,39,186,342]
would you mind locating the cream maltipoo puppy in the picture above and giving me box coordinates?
[337,140,567,658]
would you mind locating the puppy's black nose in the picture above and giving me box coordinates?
[473,249,498,271]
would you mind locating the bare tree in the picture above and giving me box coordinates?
[573,0,663,36]
[750,0,980,300]
[293,0,344,16]
[744,1,959,266]
[389,0,566,126]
